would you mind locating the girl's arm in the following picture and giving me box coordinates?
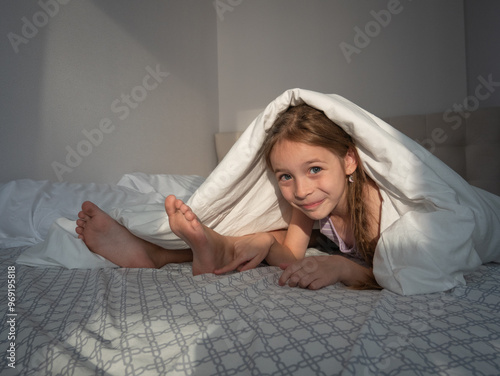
[265,207,315,266]
[214,208,314,274]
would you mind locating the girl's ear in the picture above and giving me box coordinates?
[344,148,358,175]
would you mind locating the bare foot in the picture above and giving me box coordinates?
[76,201,164,268]
[165,195,232,275]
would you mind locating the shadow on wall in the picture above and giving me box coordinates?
[2,1,47,182]
[90,0,217,95]
[1,1,219,184]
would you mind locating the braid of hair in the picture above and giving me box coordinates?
[347,159,381,290]
[348,168,370,265]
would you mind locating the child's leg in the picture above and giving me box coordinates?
[76,201,192,268]
[77,198,288,274]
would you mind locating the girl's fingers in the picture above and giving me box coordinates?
[238,257,262,272]
[278,262,303,286]
[214,258,242,274]
[214,254,252,274]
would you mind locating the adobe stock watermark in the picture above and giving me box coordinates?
[416,74,500,155]
[214,0,243,21]
[339,0,412,64]
[363,295,451,376]
[7,0,71,54]
[51,64,170,182]
[6,266,17,369]
[223,290,286,350]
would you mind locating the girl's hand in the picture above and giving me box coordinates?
[214,233,274,274]
[278,255,350,290]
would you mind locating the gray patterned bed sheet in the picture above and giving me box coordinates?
[1,246,499,375]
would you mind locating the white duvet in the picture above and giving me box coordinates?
[12,89,500,295]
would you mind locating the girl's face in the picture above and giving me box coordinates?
[269,139,357,220]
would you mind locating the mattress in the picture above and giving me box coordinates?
[1,245,499,375]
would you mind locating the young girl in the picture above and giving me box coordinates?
[77,104,380,289]
[76,89,500,295]
[265,104,381,289]
[214,104,381,289]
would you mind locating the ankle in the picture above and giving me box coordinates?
[215,232,235,266]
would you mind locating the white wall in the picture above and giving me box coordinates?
[216,0,468,131]
[464,0,500,107]
[0,0,219,184]
[1,0,497,184]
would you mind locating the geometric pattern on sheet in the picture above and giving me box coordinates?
[344,264,500,375]
[1,247,499,375]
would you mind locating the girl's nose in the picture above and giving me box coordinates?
[294,178,312,199]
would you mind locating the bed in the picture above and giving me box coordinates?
[1,101,500,375]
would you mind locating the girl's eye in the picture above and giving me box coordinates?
[279,174,292,181]
[310,167,322,174]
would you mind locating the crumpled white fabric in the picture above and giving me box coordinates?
[18,89,500,295]
[16,218,119,269]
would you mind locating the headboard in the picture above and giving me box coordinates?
[215,107,500,196]
[214,132,243,163]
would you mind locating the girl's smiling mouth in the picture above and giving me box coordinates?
[299,199,325,211]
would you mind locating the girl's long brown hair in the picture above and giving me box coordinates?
[261,104,380,289]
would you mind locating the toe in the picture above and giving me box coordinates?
[184,209,197,222]
[164,195,177,215]
[81,201,100,216]
[174,198,184,210]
